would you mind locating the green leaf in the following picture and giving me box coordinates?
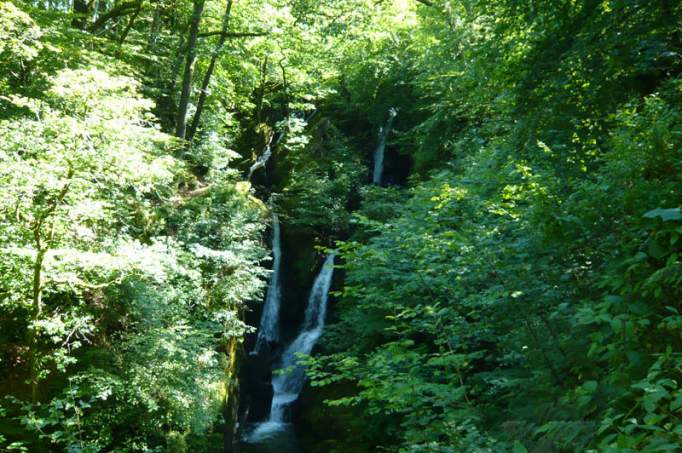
[648,238,667,259]
[583,380,598,393]
[643,208,682,222]
[513,441,529,453]
[670,396,682,411]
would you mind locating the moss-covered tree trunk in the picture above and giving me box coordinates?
[28,246,46,403]
[223,335,241,452]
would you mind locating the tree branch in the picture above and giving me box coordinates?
[88,0,143,31]
[198,30,267,38]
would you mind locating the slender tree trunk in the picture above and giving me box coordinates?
[223,335,240,452]
[146,0,162,50]
[118,0,143,44]
[29,245,46,403]
[187,0,233,141]
[153,33,185,131]
[175,0,206,139]
[27,170,72,403]
[168,35,186,95]
[278,57,290,116]
[255,57,268,124]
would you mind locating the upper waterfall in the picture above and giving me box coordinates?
[372,108,397,185]
[248,131,285,181]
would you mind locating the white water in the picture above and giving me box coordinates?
[253,215,283,353]
[247,143,272,181]
[245,253,336,442]
[372,108,397,185]
[248,131,285,181]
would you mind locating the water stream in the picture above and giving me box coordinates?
[243,253,336,447]
[252,214,283,353]
[248,131,285,181]
[372,108,397,185]
[248,140,273,181]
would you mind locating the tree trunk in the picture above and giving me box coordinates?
[187,0,233,141]
[255,57,268,124]
[88,0,142,32]
[27,170,73,403]
[168,35,186,95]
[278,57,290,116]
[175,0,206,139]
[29,245,46,403]
[223,335,241,452]
[72,0,91,29]
[146,0,162,49]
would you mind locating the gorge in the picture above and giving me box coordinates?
[1,1,681,452]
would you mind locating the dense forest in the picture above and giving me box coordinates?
[1,0,682,451]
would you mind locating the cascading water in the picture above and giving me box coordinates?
[248,131,285,181]
[248,111,315,181]
[269,253,335,421]
[252,214,283,353]
[247,144,272,181]
[372,108,397,185]
[244,253,336,443]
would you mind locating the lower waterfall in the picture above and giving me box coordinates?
[253,214,283,353]
[243,253,336,445]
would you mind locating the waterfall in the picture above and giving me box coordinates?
[247,131,284,181]
[253,214,283,353]
[372,108,397,185]
[244,253,336,441]
[269,253,335,421]
[247,142,272,181]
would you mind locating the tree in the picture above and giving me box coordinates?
[1,68,177,402]
[175,0,206,139]
[187,0,233,141]
[71,0,91,29]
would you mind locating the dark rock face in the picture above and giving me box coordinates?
[240,349,274,423]
[382,146,412,187]
[279,229,318,342]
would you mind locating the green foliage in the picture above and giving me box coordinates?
[306,1,682,452]
[279,118,367,236]
[3,0,682,451]
[0,4,268,449]
[0,1,43,92]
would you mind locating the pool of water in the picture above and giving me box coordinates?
[239,422,302,453]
